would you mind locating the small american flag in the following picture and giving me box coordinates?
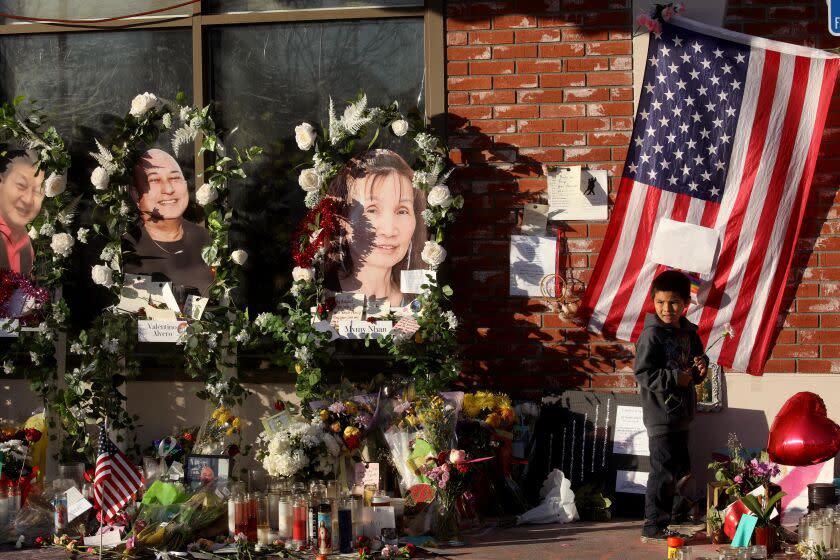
[93,426,143,521]
[580,17,839,373]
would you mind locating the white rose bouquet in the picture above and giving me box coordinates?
[294,123,317,150]
[421,240,447,268]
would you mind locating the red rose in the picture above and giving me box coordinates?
[34,536,44,546]
[366,316,376,323]
[404,543,417,557]
[24,428,42,443]
[227,444,240,457]
[344,434,360,450]
[274,401,286,412]
[182,432,194,442]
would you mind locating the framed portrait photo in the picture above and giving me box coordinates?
[185,454,231,490]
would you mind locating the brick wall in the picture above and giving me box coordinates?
[445,0,840,394]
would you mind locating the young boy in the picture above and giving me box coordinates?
[635,270,708,542]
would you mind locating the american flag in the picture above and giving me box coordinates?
[580,17,839,373]
[93,426,143,521]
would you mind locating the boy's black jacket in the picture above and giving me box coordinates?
[634,313,705,437]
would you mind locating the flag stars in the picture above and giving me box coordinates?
[644,83,655,94]
[664,89,676,101]
[671,105,683,118]
[648,169,657,181]
[699,128,711,139]
[709,74,721,86]
[640,153,651,164]
[651,99,663,111]
[674,148,684,160]
[714,161,726,171]
[692,42,703,53]
[652,142,664,153]
[649,55,659,67]
[712,47,724,58]
[735,53,746,63]
[705,101,716,113]
[672,35,683,47]
[679,122,689,133]
[685,96,696,107]
[627,162,638,174]
[726,106,737,118]
[710,186,721,197]
[689,69,700,80]
[676,78,687,90]
[722,63,733,75]
[731,79,742,90]
[634,136,644,147]
[657,73,667,84]
[680,52,692,64]
[693,154,705,166]
[659,116,669,127]
[698,85,709,97]
[659,160,671,170]
[688,181,699,191]
[718,91,729,102]
[712,117,724,128]
[720,132,732,144]
[681,164,691,176]
[660,45,671,57]
[666,132,677,144]
[640,109,650,120]
[701,170,712,181]
[691,111,702,123]
[686,139,697,150]
[646,126,656,137]
[700,58,712,69]
[706,145,718,157]
[667,175,679,186]
[668,62,679,74]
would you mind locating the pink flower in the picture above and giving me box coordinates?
[734,475,743,484]
[449,449,466,464]
[662,6,674,21]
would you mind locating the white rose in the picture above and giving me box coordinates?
[44,173,67,197]
[91,166,110,190]
[28,227,38,240]
[298,168,321,192]
[231,249,248,265]
[50,233,74,258]
[391,119,409,137]
[427,185,452,208]
[421,240,447,268]
[91,264,114,287]
[292,266,314,282]
[294,123,317,151]
[129,92,159,117]
[196,183,218,206]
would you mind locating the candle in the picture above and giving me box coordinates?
[257,525,271,545]
[292,503,308,547]
[228,497,236,536]
[278,498,292,538]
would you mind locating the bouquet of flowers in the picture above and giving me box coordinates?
[313,394,378,453]
[462,391,516,430]
[193,406,240,456]
[0,423,42,507]
[420,449,477,542]
[708,433,780,499]
[131,483,226,551]
[257,416,340,481]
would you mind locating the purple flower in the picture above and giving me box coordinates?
[393,399,411,415]
[734,475,743,484]
[356,412,374,431]
[328,401,346,414]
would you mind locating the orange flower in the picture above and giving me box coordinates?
[499,407,516,426]
[319,409,330,422]
[486,412,502,429]
[330,421,342,433]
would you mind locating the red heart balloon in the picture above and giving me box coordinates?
[768,392,840,466]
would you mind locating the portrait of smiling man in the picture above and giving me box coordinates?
[123,148,213,297]
[0,150,44,276]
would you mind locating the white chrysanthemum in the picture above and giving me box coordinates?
[235,330,250,344]
[231,249,248,265]
[444,310,458,330]
[179,106,191,122]
[100,246,117,262]
[294,123,317,151]
[391,119,409,137]
[298,168,321,192]
[254,312,273,330]
[91,264,114,287]
[39,222,54,236]
[119,201,132,216]
[30,351,40,365]
[196,183,218,206]
[53,307,66,323]
[44,173,67,197]
[69,342,84,354]
[427,185,452,208]
[101,338,120,354]
[129,92,159,117]
[292,266,314,283]
[28,227,38,240]
[76,228,90,244]
[421,240,447,268]
[161,112,172,129]
[50,233,74,258]
[421,209,434,226]
[57,211,74,226]
[415,132,439,152]
[294,346,311,365]
[303,190,322,209]
[91,166,110,190]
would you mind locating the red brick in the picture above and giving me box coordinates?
[469,30,514,44]
[796,360,836,373]
[610,56,633,71]
[469,90,516,104]
[589,374,637,389]
[492,44,538,58]
[515,28,562,42]
[564,88,610,102]
[493,14,537,28]
[561,29,609,41]
[541,132,586,146]
[518,89,565,103]
[517,59,564,73]
[611,87,634,100]
[820,345,840,358]
[470,60,515,74]
[564,117,611,131]
[540,73,586,87]
[518,119,566,133]
[587,71,633,86]
[799,330,840,344]
[586,41,632,56]
[447,32,468,46]
[494,104,539,118]
[564,147,612,161]
[540,104,586,117]
[763,359,796,373]
[518,148,566,162]
[565,57,610,72]
[589,131,631,146]
[447,105,493,121]
[448,92,469,105]
[771,344,819,358]
[447,76,492,91]
[447,61,469,75]
[448,46,491,60]
[588,101,634,117]
[494,134,540,147]
[611,116,634,129]
[469,119,517,134]
[447,18,491,31]
[539,43,585,57]
[493,75,539,89]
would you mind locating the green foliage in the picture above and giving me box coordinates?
[574,484,613,521]
[741,490,785,528]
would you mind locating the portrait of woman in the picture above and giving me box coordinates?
[324,149,428,307]
[0,150,43,276]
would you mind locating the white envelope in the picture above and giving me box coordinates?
[649,218,719,275]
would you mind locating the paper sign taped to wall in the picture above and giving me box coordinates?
[649,218,718,275]
[612,405,650,456]
[509,235,556,297]
[615,470,648,494]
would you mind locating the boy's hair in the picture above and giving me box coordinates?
[650,270,691,301]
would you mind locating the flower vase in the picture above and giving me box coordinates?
[435,495,463,547]
[753,526,776,554]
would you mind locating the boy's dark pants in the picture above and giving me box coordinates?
[643,430,690,536]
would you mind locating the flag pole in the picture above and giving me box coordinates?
[99,417,107,560]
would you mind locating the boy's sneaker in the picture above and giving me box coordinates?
[640,529,685,544]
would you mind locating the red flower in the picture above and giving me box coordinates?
[456,463,470,474]
[24,428,42,443]
[344,434,361,450]
[403,543,417,557]
[274,401,286,412]
[182,432,194,442]
[366,316,377,323]
[227,444,240,457]
[34,536,44,547]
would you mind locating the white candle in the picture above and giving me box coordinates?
[278,499,291,538]
[257,525,271,545]
[228,498,236,536]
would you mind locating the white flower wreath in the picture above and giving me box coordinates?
[254,94,463,402]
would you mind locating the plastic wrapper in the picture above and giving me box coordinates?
[516,469,579,525]
[5,494,52,545]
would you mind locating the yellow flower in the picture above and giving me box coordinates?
[319,409,330,422]
[231,417,241,429]
[499,407,516,426]
[486,412,502,429]
[475,391,494,412]
[344,426,360,438]
[295,363,303,375]
[226,427,235,437]
[496,394,512,410]
[463,394,481,418]
[414,332,424,344]
[344,401,358,415]
[331,421,342,433]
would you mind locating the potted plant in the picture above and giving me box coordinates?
[741,489,785,554]
[707,506,726,544]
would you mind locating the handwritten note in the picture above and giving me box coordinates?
[66,487,93,522]
[649,218,719,275]
[615,470,649,495]
[185,295,208,320]
[547,166,608,221]
[331,293,365,326]
[612,405,649,456]
[400,269,435,295]
[509,235,556,297]
[355,462,380,487]
[365,297,391,319]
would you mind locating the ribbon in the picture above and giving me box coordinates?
[155,436,180,478]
